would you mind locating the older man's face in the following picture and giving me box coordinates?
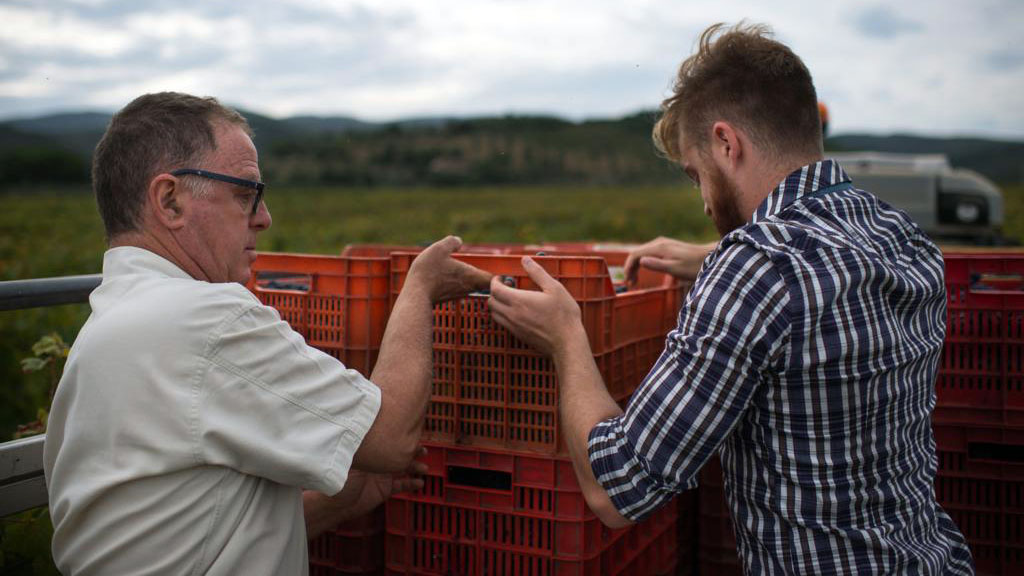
[178,122,272,284]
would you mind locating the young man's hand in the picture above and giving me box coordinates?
[405,236,492,303]
[623,237,717,285]
[487,256,587,358]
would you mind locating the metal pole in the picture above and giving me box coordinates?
[0,275,101,311]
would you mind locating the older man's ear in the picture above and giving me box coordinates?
[149,174,187,230]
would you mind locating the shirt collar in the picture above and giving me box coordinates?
[750,159,852,224]
[102,246,194,282]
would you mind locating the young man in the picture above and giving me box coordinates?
[43,92,491,575]
[489,23,973,575]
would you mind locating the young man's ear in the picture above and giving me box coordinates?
[710,120,743,170]
[149,174,187,230]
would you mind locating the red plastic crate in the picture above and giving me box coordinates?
[309,563,382,576]
[389,253,677,454]
[936,475,1024,576]
[385,443,679,575]
[601,507,678,576]
[674,490,699,576]
[391,253,619,353]
[308,506,385,574]
[696,455,743,576]
[935,252,1024,427]
[390,443,605,522]
[341,244,507,257]
[496,245,687,336]
[246,252,391,377]
[344,242,686,334]
[933,423,1024,480]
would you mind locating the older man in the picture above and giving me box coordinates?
[43,92,490,575]
[489,23,973,575]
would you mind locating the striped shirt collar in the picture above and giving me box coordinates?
[750,159,852,224]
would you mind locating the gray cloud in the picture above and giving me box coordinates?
[852,6,924,39]
[986,49,1024,72]
[36,0,399,28]
[1,1,1022,138]
[463,62,669,118]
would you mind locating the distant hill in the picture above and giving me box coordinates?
[1,110,1021,187]
[7,111,111,135]
[281,115,379,133]
[2,112,109,158]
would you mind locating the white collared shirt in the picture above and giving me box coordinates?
[44,246,381,575]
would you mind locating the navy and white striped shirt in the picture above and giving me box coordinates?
[589,160,973,574]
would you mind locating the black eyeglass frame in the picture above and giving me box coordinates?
[170,169,265,215]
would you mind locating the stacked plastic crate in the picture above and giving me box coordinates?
[247,252,391,377]
[932,252,1024,576]
[247,252,392,576]
[695,456,742,576]
[384,249,686,575]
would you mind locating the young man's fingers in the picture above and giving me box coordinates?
[521,256,561,292]
[487,299,513,329]
[487,295,510,318]
[489,275,514,303]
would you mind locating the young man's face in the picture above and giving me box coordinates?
[177,122,273,284]
[680,141,746,237]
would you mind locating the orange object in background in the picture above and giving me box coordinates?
[818,101,829,136]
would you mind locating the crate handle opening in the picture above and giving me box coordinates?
[253,271,312,292]
[968,442,1024,464]
[446,465,512,491]
[969,272,1024,293]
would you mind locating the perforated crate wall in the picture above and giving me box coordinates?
[389,252,677,454]
[247,252,390,377]
[307,506,385,575]
[385,443,678,576]
[935,252,1024,428]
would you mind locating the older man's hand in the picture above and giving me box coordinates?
[406,236,492,303]
[304,448,429,539]
[623,236,717,285]
[487,256,587,358]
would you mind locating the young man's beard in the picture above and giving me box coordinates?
[706,163,748,237]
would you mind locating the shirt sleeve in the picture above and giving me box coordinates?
[193,300,381,495]
[588,241,790,521]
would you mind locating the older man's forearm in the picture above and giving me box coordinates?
[355,281,434,472]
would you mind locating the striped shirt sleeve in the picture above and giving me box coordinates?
[588,241,791,520]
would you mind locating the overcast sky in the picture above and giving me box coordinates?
[2,0,1022,138]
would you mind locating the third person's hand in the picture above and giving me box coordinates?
[623,236,717,285]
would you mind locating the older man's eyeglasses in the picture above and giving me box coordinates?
[171,169,266,215]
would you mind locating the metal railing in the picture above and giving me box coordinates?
[0,274,98,516]
[1,435,48,516]
[0,274,100,311]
